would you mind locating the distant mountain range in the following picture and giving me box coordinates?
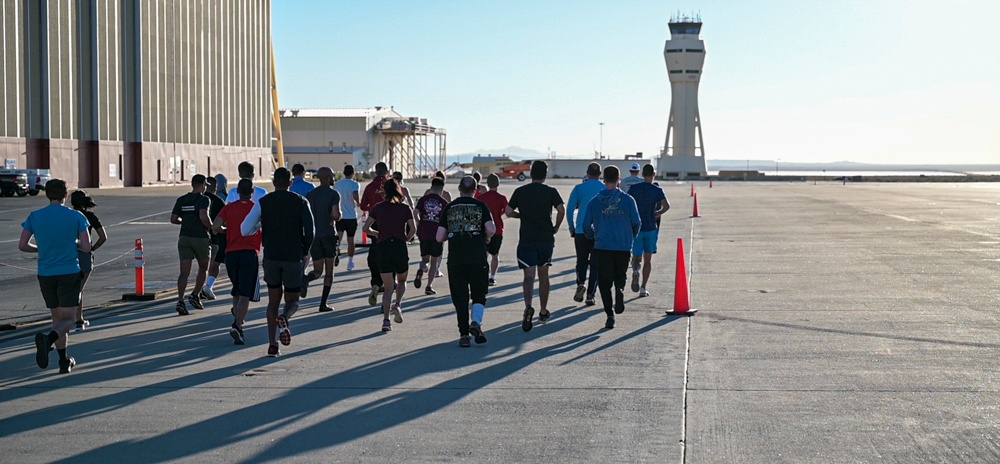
[448,150,1000,172]
[708,160,1000,172]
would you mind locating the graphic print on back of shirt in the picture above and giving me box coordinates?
[445,204,485,237]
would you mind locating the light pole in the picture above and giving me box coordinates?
[599,122,604,159]
[776,158,780,175]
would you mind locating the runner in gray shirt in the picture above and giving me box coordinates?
[304,167,342,311]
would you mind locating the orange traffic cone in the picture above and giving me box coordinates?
[692,193,700,218]
[690,183,695,197]
[666,238,698,316]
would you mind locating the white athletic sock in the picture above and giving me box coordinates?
[471,303,485,325]
[206,276,217,290]
[489,274,496,280]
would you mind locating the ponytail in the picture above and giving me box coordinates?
[383,179,405,204]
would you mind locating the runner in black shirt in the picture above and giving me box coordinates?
[505,160,565,331]
[304,167,342,312]
[70,190,107,332]
[437,176,495,347]
[170,175,213,315]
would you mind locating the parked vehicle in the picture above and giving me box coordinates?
[0,171,29,197]
[0,169,50,195]
[498,162,533,182]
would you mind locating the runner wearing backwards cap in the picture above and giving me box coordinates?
[619,162,644,195]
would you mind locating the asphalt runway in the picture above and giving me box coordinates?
[0,179,997,462]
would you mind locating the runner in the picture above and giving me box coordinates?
[241,167,315,357]
[478,174,508,286]
[226,161,268,203]
[334,164,361,271]
[201,176,226,301]
[214,174,229,199]
[289,163,316,196]
[413,177,448,295]
[359,162,390,306]
[170,174,213,315]
[70,190,107,331]
[304,167,342,311]
[212,179,262,345]
[429,171,453,202]
[437,176,496,347]
[582,166,641,329]
[626,164,670,296]
[505,160,565,332]
[391,171,415,207]
[226,162,269,303]
[619,162,643,194]
[20,179,91,374]
[566,163,604,306]
[472,172,488,197]
[363,179,416,332]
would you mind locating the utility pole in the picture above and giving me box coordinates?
[599,122,604,158]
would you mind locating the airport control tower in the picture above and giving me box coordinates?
[659,14,708,179]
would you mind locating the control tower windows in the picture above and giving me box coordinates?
[669,70,683,74]
[685,70,700,74]
[666,49,683,53]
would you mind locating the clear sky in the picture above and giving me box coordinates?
[272,0,1000,164]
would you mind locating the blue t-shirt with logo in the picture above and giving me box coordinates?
[627,182,668,232]
[22,204,90,276]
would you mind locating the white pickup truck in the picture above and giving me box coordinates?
[0,169,51,196]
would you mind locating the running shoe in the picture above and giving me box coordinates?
[176,300,190,316]
[573,285,586,303]
[58,357,76,374]
[74,319,90,332]
[459,335,471,348]
[488,277,497,287]
[631,271,640,293]
[187,294,205,310]
[522,307,534,332]
[230,324,245,345]
[585,297,596,306]
[390,304,403,323]
[639,287,650,297]
[276,315,292,346]
[436,271,444,278]
[201,287,216,300]
[469,322,487,344]
[319,305,334,312]
[615,288,625,314]
[538,309,551,323]
[347,259,355,271]
[425,286,437,295]
[381,319,392,332]
[34,333,50,369]
[413,268,424,289]
[267,344,280,357]
[368,285,380,306]
[605,317,615,329]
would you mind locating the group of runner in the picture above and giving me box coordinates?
[20,159,670,372]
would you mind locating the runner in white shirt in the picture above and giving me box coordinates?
[334,165,361,271]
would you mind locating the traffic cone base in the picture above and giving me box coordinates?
[668,237,697,316]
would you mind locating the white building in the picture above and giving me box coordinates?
[658,14,709,179]
[536,158,652,180]
[278,108,446,178]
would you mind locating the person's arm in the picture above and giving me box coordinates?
[583,202,595,240]
[78,230,92,253]
[553,203,566,234]
[630,198,642,236]
[211,216,226,235]
[241,202,262,236]
[352,186,361,208]
[505,206,519,218]
[18,229,36,253]
[91,227,108,252]
[199,208,212,230]
[301,200,315,257]
[485,220,496,240]
[403,187,414,208]
[362,214,378,238]
[436,225,448,243]
[330,203,342,222]
[566,187,579,235]
[359,184,372,212]
[170,214,182,225]
[405,218,417,242]
[654,198,670,217]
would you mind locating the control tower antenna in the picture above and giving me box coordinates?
[658,13,708,179]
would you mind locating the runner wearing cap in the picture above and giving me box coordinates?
[566,162,604,306]
[619,162,644,195]
[170,174,213,315]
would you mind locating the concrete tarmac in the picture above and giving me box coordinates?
[0,179,997,463]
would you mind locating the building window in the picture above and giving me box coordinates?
[685,49,704,53]
[685,70,700,74]
[666,49,683,53]
[669,70,683,74]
